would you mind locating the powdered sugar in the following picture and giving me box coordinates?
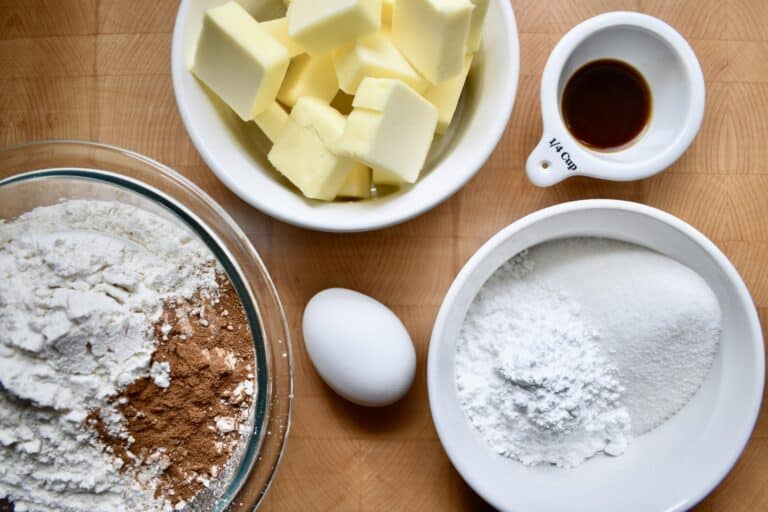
[0,200,220,511]
[456,251,631,468]
[455,239,721,468]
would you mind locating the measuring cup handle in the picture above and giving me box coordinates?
[525,133,584,187]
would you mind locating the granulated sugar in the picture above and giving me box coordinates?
[527,238,722,435]
[456,239,721,468]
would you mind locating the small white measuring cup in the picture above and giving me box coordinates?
[526,12,705,187]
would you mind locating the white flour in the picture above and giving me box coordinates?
[456,239,721,468]
[0,200,220,511]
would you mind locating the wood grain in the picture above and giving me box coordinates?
[1,1,766,510]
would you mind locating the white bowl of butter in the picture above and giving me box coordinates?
[172,0,519,232]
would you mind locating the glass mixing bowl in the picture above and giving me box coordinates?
[0,140,293,511]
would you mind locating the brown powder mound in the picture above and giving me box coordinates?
[94,277,256,507]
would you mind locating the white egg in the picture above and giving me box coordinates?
[302,288,416,407]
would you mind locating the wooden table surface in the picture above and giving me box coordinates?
[2,1,767,510]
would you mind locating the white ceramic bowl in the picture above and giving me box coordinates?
[428,200,764,512]
[172,0,519,232]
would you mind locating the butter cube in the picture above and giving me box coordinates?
[192,2,289,121]
[392,0,473,83]
[254,102,289,142]
[373,168,404,186]
[337,166,372,199]
[467,0,489,52]
[333,32,428,95]
[287,0,381,56]
[424,55,472,134]
[277,54,338,108]
[261,18,304,57]
[382,0,395,26]
[268,97,359,200]
[339,78,437,183]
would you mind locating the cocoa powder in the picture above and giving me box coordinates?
[93,277,256,507]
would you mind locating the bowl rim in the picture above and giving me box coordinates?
[0,139,295,511]
[427,199,765,512]
[170,0,521,233]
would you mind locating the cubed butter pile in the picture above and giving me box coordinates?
[192,0,489,201]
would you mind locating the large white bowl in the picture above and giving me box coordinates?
[172,0,519,232]
[428,200,764,512]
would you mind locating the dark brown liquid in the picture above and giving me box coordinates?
[562,59,651,150]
